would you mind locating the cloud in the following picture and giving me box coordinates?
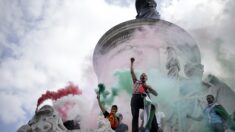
[104,0,134,7]
[160,0,226,28]
[160,0,235,91]
[0,0,136,128]
[0,93,26,124]
[1,0,235,130]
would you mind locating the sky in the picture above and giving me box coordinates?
[0,0,235,131]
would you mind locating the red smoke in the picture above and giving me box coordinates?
[36,82,82,111]
[56,101,76,121]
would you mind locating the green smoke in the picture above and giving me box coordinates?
[95,83,113,106]
[111,69,210,131]
[95,69,181,107]
[95,70,133,107]
[112,70,134,95]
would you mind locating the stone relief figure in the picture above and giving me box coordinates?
[17,105,115,132]
[135,0,160,19]
[161,43,235,132]
[166,46,181,78]
[17,105,67,132]
[96,116,115,132]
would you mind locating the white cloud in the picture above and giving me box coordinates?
[0,0,235,129]
[0,93,26,124]
[160,0,235,89]
[0,0,136,126]
[160,0,227,29]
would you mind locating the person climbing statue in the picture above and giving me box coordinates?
[186,94,235,132]
[97,95,119,130]
[130,57,158,132]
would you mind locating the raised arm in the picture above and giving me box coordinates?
[186,113,203,121]
[130,57,137,83]
[97,95,106,113]
[145,84,158,96]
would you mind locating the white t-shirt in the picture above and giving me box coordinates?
[156,111,165,128]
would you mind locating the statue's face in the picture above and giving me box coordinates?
[184,63,204,78]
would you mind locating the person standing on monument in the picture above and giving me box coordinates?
[97,95,119,130]
[130,57,158,132]
[186,94,235,132]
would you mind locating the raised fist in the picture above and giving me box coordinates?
[186,114,191,118]
[131,57,135,63]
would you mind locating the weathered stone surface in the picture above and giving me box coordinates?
[17,106,115,132]
[17,105,68,132]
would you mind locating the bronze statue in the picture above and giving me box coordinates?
[135,0,160,19]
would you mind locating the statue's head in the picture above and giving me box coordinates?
[184,63,204,79]
[135,0,159,19]
[136,0,157,7]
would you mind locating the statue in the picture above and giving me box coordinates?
[166,46,181,78]
[135,0,160,19]
[17,105,67,132]
[93,1,235,131]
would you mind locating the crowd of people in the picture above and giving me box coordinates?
[95,57,235,132]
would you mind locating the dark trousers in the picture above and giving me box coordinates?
[150,112,158,132]
[131,94,144,132]
[209,123,225,132]
[131,94,159,132]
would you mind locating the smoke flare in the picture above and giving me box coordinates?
[36,82,82,111]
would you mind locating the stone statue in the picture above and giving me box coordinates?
[17,105,115,132]
[17,105,68,132]
[166,46,180,78]
[135,0,160,19]
[96,116,115,132]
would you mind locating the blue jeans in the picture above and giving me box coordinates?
[209,123,225,132]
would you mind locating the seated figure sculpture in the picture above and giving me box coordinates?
[135,0,160,19]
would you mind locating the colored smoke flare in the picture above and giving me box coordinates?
[36,82,82,111]
[95,83,119,106]
[56,101,76,121]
